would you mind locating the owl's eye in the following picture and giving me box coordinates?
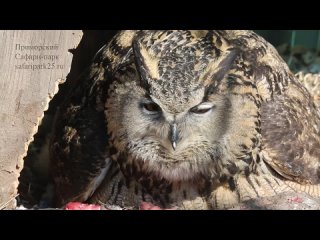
[142,101,162,114]
[190,102,213,114]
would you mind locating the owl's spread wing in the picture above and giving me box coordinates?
[261,81,320,185]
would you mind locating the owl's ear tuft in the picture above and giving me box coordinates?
[133,39,160,90]
[202,48,240,96]
[202,48,239,86]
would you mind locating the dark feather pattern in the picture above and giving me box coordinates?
[50,30,320,209]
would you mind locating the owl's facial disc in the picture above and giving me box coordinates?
[139,95,215,151]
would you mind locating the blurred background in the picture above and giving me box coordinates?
[254,30,320,73]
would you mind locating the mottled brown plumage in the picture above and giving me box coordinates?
[50,30,320,209]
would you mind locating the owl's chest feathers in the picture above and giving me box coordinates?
[97,145,265,209]
[98,164,213,209]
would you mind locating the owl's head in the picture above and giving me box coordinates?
[106,31,259,182]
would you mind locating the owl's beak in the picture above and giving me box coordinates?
[170,123,178,151]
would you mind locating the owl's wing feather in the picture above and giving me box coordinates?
[261,81,320,185]
[50,31,137,206]
[50,64,112,206]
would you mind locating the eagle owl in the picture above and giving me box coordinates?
[50,30,320,209]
